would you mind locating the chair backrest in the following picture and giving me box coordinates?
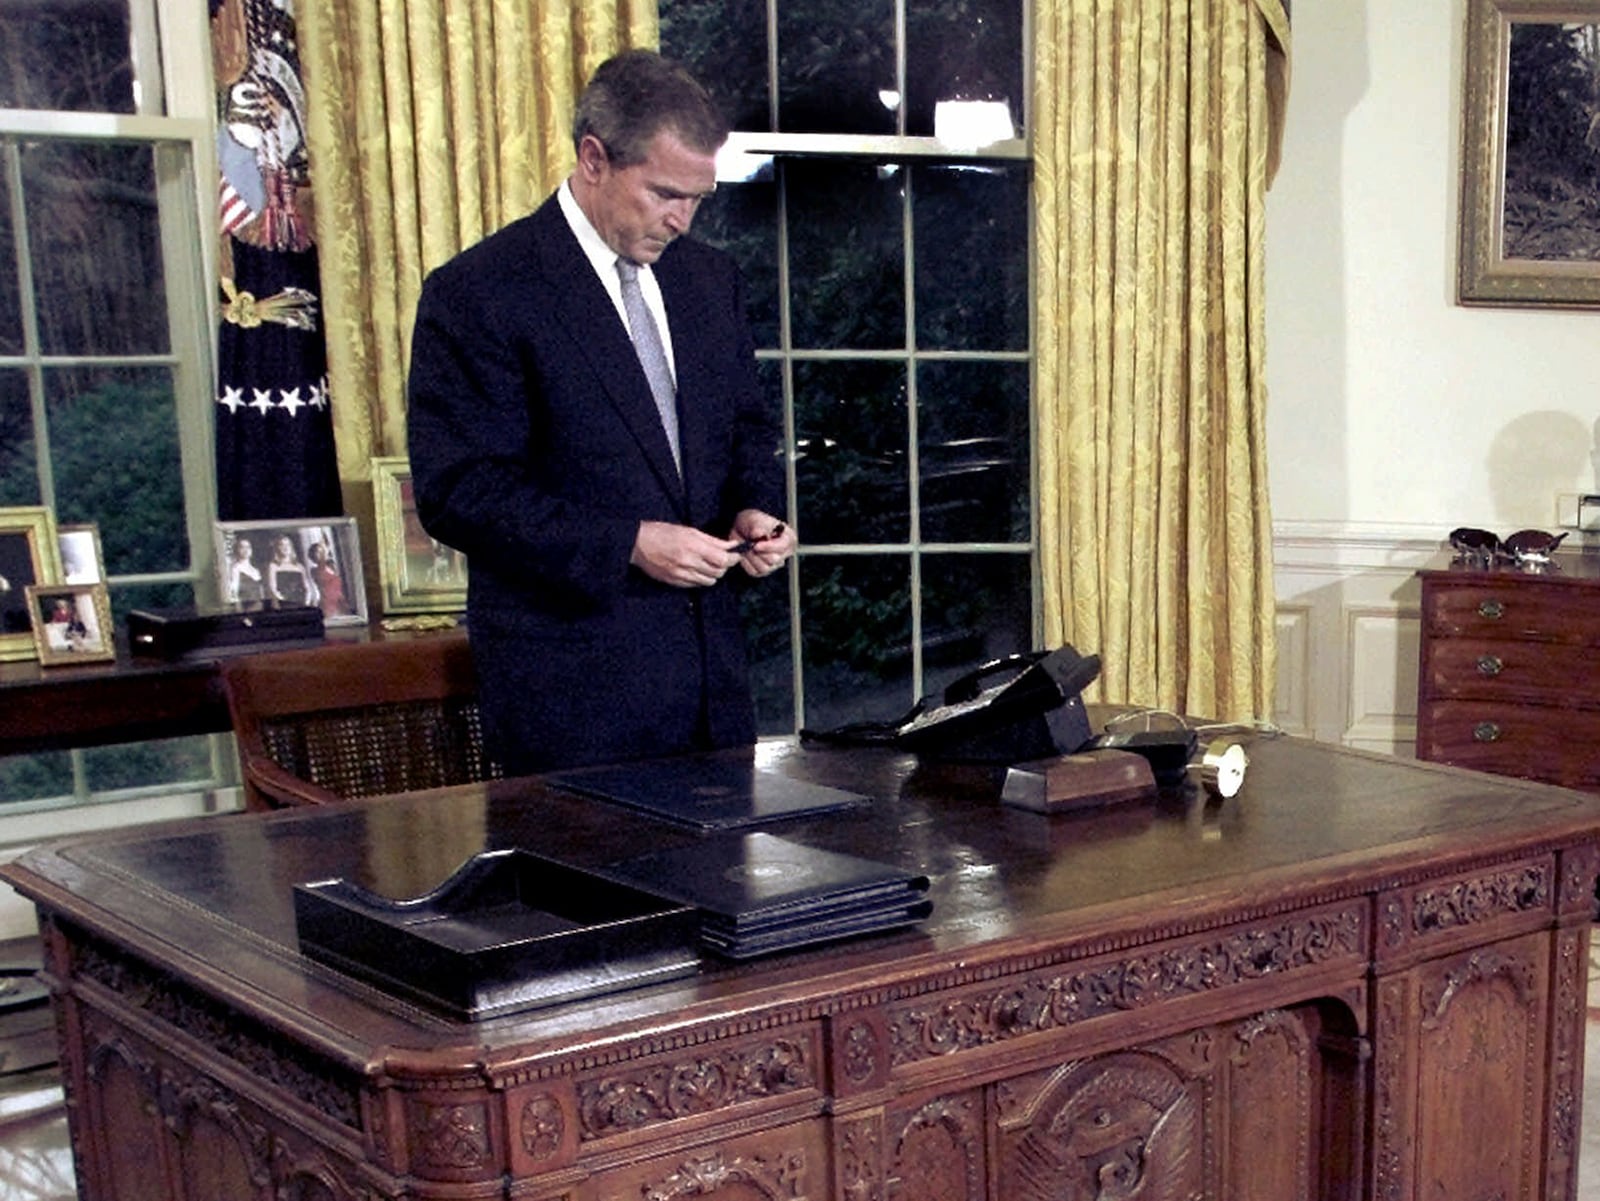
[221,633,503,811]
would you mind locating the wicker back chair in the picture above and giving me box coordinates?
[221,633,504,811]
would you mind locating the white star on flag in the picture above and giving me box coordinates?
[309,378,328,410]
[219,386,245,414]
[250,388,276,416]
[279,387,305,416]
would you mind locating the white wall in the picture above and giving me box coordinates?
[1267,0,1600,532]
[1266,0,1600,752]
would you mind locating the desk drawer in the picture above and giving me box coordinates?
[1424,580,1600,645]
[1423,638,1600,705]
[1417,700,1600,788]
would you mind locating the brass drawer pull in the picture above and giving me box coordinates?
[1477,599,1505,620]
[1473,721,1502,743]
[1475,655,1503,677]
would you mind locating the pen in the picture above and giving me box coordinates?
[733,521,786,555]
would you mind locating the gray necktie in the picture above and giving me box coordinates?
[616,257,681,471]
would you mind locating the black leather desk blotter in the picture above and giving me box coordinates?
[544,754,870,831]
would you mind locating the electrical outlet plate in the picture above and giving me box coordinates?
[1556,493,1600,531]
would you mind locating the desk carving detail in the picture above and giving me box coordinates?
[67,927,363,1129]
[578,1036,815,1139]
[1411,864,1549,935]
[645,1149,806,1201]
[889,903,1364,1066]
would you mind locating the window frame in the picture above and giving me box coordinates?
[0,0,230,816]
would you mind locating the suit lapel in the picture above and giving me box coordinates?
[533,203,687,508]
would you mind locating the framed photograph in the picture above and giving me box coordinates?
[58,522,105,585]
[26,583,114,666]
[371,456,467,615]
[0,506,63,663]
[214,517,369,627]
[1459,0,1600,306]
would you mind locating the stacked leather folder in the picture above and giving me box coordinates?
[605,831,931,959]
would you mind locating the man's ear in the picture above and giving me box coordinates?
[575,134,609,182]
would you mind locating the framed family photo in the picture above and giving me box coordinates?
[1459,0,1600,306]
[27,583,114,666]
[371,456,467,616]
[0,506,63,663]
[214,517,369,627]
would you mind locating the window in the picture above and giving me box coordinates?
[662,0,1035,735]
[0,0,226,811]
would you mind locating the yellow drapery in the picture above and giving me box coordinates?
[298,0,658,481]
[1034,0,1290,723]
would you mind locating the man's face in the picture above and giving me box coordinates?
[579,127,718,264]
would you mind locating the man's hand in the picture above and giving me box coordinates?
[728,510,796,577]
[632,521,744,588]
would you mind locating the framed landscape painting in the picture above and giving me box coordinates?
[1459,0,1600,306]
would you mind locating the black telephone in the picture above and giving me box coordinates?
[802,644,1102,765]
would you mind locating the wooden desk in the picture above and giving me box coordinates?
[0,624,451,758]
[0,646,231,756]
[5,735,1599,1201]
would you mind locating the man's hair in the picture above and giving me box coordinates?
[573,49,728,166]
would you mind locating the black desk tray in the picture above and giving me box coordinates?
[293,848,700,1020]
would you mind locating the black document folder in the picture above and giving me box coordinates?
[603,831,931,959]
[544,756,870,831]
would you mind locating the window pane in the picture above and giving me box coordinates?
[799,553,911,730]
[44,365,186,574]
[918,359,1029,543]
[794,359,907,544]
[661,0,771,131]
[787,159,904,349]
[778,0,896,134]
[695,164,781,348]
[905,0,1025,140]
[23,139,171,355]
[0,369,39,506]
[914,163,1028,351]
[920,552,1032,698]
[110,579,194,626]
[84,735,214,792]
[0,751,73,805]
[742,580,795,737]
[0,0,139,113]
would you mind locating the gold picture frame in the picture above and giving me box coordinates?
[0,506,63,663]
[371,456,466,616]
[1459,0,1600,306]
[27,582,115,666]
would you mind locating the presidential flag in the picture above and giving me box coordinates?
[210,0,341,520]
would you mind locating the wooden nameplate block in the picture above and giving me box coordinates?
[1000,748,1158,814]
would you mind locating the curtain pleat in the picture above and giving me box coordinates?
[1035,0,1287,723]
[299,0,657,482]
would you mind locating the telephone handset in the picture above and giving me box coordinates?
[894,645,1101,763]
[799,644,1102,763]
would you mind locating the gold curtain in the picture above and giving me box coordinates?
[1034,0,1290,723]
[299,0,658,482]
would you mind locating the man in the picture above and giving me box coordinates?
[407,50,796,775]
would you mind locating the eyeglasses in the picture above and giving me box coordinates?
[1448,526,1568,566]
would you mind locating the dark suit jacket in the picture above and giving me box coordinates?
[406,193,784,774]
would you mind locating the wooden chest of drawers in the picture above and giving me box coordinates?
[1417,557,1600,789]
